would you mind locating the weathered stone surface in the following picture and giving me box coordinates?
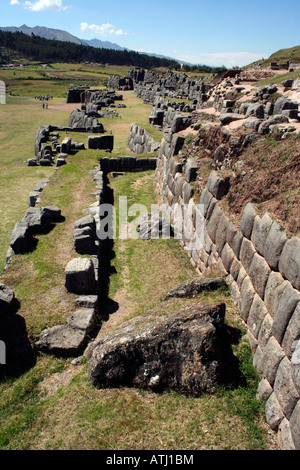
[65,258,95,295]
[207,171,230,200]
[247,293,268,339]
[239,237,256,272]
[248,252,271,299]
[0,283,16,314]
[238,276,255,321]
[278,418,296,450]
[264,271,289,318]
[257,378,273,402]
[240,203,256,239]
[262,336,285,385]
[185,158,198,183]
[221,243,235,272]
[163,277,227,300]
[74,214,96,232]
[219,113,244,125]
[278,237,300,290]
[10,221,33,254]
[87,302,236,396]
[274,357,299,419]
[215,213,229,254]
[88,135,114,151]
[264,221,287,270]
[73,226,97,255]
[36,325,86,357]
[67,308,98,334]
[265,392,285,431]
[258,313,273,349]
[290,400,300,450]
[282,303,300,358]
[272,283,300,344]
[75,295,98,310]
[251,212,272,256]
[206,204,223,244]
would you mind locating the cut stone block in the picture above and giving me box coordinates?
[65,258,95,295]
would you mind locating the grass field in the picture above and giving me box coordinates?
[0,63,278,450]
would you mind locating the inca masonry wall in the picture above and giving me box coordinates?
[155,129,300,451]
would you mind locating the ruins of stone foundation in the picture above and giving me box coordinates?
[1,67,300,450]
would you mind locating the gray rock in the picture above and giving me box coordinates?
[65,258,96,295]
[10,221,32,254]
[264,221,287,270]
[88,135,114,151]
[67,308,98,334]
[264,271,289,318]
[278,418,296,450]
[274,357,299,419]
[273,97,298,116]
[290,401,300,450]
[238,276,255,322]
[163,277,227,300]
[0,283,15,314]
[207,171,230,200]
[74,214,96,232]
[239,237,256,272]
[247,293,268,339]
[282,303,300,358]
[36,324,86,357]
[272,283,300,344]
[185,158,198,182]
[219,113,244,125]
[245,103,265,119]
[251,212,272,256]
[87,302,235,396]
[240,202,256,239]
[257,378,273,401]
[248,252,271,299]
[278,237,300,290]
[265,392,285,431]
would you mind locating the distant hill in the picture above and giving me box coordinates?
[0,25,193,65]
[245,44,300,69]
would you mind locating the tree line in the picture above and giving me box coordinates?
[0,30,179,68]
[0,30,229,73]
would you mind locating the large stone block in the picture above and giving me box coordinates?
[264,271,289,318]
[282,303,300,358]
[251,212,272,256]
[239,237,256,273]
[272,283,300,344]
[248,252,271,299]
[238,276,255,321]
[36,324,86,357]
[240,203,256,239]
[88,135,114,151]
[264,221,287,270]
[65,258,95,295]
[247,293,268,339]
[207,171,230,200]
[265,392,285,431]
[290,401,300,450]
[278,237,300,290]
[274,357,299,419]
[86,302,238,396]
[262,336,285,386]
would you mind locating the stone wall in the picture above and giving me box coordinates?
[155,129,300,450]
[128,124,160,154]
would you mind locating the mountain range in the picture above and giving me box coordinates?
[0,24,192,65]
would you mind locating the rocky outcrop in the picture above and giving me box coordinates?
[86,301,236,395]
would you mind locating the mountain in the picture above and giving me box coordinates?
[0,25,192,64]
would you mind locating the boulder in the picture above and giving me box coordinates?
[207,171,230,200]
[86,302,236,395]
[10,221,33,254]
[0,283,16,314]
[36,324,86,357]
[65,258,96,295]
[163,277,227,300]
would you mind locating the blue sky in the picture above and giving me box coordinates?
[2,0,300,67]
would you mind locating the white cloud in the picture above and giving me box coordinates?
[24,0,68,12]
[10,0,20,5]
[177,51,264,68]
[80,22,129,37]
